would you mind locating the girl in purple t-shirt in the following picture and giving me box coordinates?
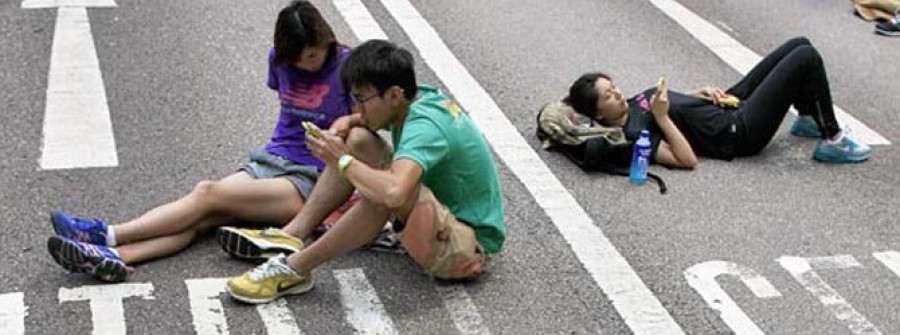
[45,1,351,282]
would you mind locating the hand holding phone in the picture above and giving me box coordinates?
[302,121,323,139]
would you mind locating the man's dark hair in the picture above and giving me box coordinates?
[564,72,611,117]
[273,0,336,65]
[340,40,417,100]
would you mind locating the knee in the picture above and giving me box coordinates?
[190,180,219,205]
[346,127,389,167]
[788,36,811,47]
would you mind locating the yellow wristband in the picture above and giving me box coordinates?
[337,154,355,176]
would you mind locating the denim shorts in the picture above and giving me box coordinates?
[239,147,320,200]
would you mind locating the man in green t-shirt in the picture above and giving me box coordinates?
[220,40,506,304]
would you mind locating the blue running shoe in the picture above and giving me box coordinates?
[47,236,132,282]
[813,135,871,163]
[50,210,109,246]
[789,116,822,138]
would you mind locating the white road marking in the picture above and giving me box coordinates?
[186,278,304,335]
[257,299,304,335]
[58,283,155,335]
[684,261,781,335]
[334,268,399,335]
[352,0,686,333]
[21,0,115,8]
[333,0,388,41]
[186,278,230,335]
[0,292,26,335]
[436,285,492,335]
[647,0,890,146]
[23,2,120,170]
[873,251,900,278]
[777,256,882,335]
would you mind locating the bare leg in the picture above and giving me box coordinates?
[114,172,303,245]
[281,127,391,240]
[286,185,420,273]
[116,215,230,264]
[285,196,392,272]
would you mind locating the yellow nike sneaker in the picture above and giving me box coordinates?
[226,254,314,304]
[217,227,304,261]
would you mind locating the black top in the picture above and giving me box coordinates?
[623,88,738,162]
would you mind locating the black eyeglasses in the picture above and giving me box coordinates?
[351,93,379,106]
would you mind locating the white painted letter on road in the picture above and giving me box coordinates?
[777,255,882,335]
[0,292,26,335]
[684,261,781,335]
[58,283,155,335]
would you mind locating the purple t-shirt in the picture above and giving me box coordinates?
[265,45,352,170]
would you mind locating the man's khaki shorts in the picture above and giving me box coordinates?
[397,187,485,279]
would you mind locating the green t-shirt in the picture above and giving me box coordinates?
[392,85,506,253]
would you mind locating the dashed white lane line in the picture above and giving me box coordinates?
[22,1,120,170]
[647,0,890,146]
[436,285,492,335]
[334,268,399,335]
[331,0,686,333]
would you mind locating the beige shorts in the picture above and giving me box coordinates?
[398,187,485,279]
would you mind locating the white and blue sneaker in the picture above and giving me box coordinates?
[47,236,132,282]
[789,116,822,138]
[813,134,871,163]
[50,210,109,246]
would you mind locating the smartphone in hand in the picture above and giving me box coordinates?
[302,121,323,139]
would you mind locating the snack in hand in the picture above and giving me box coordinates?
[302,121,323,138]
[658,76,667,92]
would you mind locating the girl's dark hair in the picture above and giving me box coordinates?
[340,40,418,100]
[273,0,337,65]
[563,72,611,117]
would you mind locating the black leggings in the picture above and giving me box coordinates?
[728,37,841,156]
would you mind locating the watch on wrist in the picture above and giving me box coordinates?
[337,154,355,176]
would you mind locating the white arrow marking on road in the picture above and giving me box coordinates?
[436,285,492,335]
[0,292,26,335]
[58,283,155,335]
[873,251,900,278]
[333,0,685,333]
[22,0,120,170]
[777,256,882,335]
[648,0,890,146]
[334,268,399,335]
[684,261,781,335]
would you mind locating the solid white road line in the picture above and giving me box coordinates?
[355,0,686,333]
[647,0,890,146]
[334,268,399,335]
[436,285,492,335]
[684,261,781,335]
[0,292,26,335]
[30,4,119,170]
[58,283,155,335]
[777,256,882,335]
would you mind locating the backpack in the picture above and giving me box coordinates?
[536,101,667,194]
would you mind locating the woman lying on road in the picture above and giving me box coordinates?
[562,37,871,170]
[46,0,353,282]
